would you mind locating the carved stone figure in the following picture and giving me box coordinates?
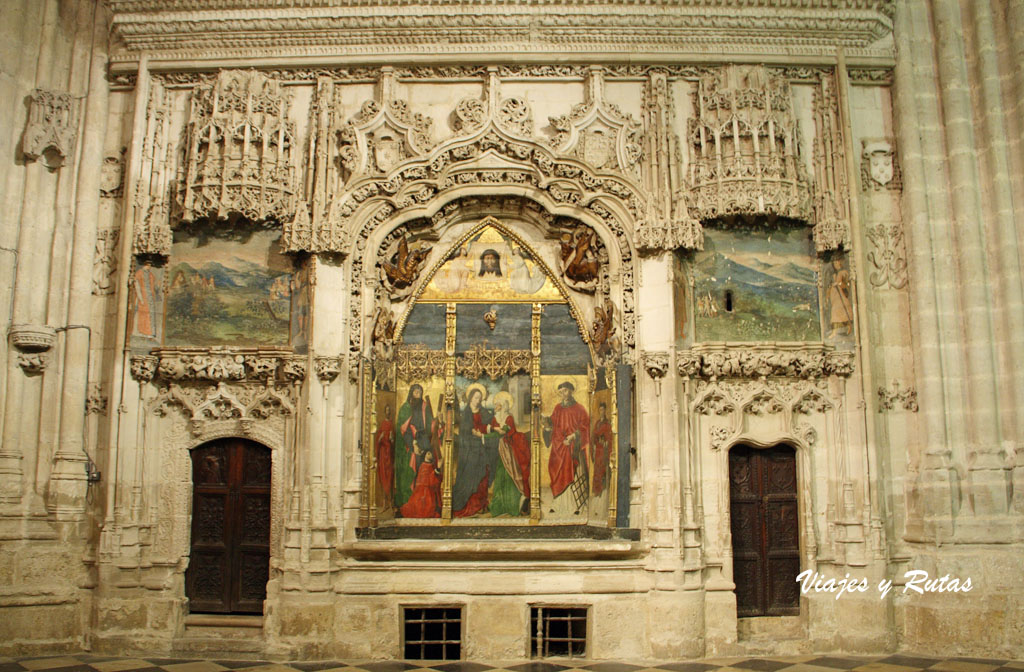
[380,235,431,298]
[559,225,601,293]
[592,298,618,362]
[371,307,396,361]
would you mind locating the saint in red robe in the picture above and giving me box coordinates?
[591,417,613,496]
[399,454,442,518]
[375,418,395,502]
[548,400,590,498]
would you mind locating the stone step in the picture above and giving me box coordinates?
[173,615,266,658]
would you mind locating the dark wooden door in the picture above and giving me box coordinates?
[729,444,800,617]
[186,438,271,614]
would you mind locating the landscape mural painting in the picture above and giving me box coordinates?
[693,224,821,342]
[165,227,293,346]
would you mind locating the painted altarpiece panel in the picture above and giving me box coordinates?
[364,218,620,528]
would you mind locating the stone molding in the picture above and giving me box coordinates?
[678,343,854,379]
[106,2,895,64]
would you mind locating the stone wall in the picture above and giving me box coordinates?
[0,0,1022,661]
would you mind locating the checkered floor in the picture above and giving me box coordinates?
[1,654,1022,672]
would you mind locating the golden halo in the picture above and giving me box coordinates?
[464,383,488,404]
[492,391,513,413]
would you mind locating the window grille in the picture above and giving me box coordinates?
[530,606,588,658]
[403,607,462,660]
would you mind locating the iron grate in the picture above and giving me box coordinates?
[530,606,588,658]
[403,606,462,660]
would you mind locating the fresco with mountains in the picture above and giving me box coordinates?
[693,225,822,342]
[165,228,293,346]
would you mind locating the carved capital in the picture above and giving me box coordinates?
[677,353,702,378]
[641,351,670,380]
[314,356,342,384]
[23,89,79,169]
[129,355,159,383]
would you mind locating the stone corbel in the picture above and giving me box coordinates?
[23,89,79,169]
[129,354,158,383]
[9,325,56,375]
[314,356,342,384]
[642,351,669,380]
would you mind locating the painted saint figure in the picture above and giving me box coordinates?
[452,384,499,517]
[132,259,161,339]
[546,381,590,514]
[827,258,854,338]
[398,437,443,518]
[395,385,438,509]
[375,404,395,505]
[591,402,613,497]
[488,391,531,516]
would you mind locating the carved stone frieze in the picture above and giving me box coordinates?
[878,380,918,412]
[848,68,895,86]
[693,377,832,422]
[687,65,812,224]
[684,344,854,379]
[93,229,119,296]
[861,138,901,191]
[148,348,305,383]
[314,356,342,384]
[23,89,79,169]
[107,3,895,64]
[456,344,531,381]
[866,223,908,290]
[178,70,298,224]
[677,353,702,378]
[152,380,296,436]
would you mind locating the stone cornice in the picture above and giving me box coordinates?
[106,1,894,65]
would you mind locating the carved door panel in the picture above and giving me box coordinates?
[729,444,799,617]
[187,439,271,614]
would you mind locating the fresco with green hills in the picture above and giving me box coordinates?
[693,225,821,342]
[165,227,293,346]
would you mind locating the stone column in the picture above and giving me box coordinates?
[50,0,109,520]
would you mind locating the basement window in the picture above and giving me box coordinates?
[530,606,588,658]
[403,606,462,660]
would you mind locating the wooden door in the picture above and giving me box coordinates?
[729,444,800,617]
[186,438,271,614]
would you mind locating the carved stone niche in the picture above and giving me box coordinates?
[687,65,812,224]
[680,343,854,380]
[23,89,79,169]
[178,70,298,224]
